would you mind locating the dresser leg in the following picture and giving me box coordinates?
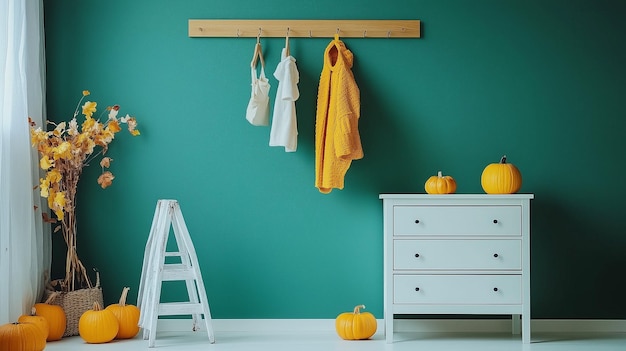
[385,318,393,343]
[522,315,531,343]
[512,314,521,334]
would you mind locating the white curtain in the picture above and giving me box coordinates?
[0,0,49,323]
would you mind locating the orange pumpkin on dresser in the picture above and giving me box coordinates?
[425,171,457,194]
[481,155,522,194]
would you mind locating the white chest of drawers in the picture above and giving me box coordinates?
[379,194,534,343]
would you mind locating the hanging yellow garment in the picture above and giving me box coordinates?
[315,37,363,194]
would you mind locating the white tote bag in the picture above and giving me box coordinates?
[246,42,270,126]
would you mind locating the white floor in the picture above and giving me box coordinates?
[45,331,626,351]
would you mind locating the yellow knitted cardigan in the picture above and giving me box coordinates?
[315,38,363,194]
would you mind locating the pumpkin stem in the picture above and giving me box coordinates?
[500,155,507,164]
[30,307,37,316]
[353,304,366,314]
[437,171,442,178]
[92,301,103,311]
[44,291,59,304]
[118,287,130,306]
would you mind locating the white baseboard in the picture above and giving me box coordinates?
[156,318,626,335]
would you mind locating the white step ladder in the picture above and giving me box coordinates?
[138,199,215,347]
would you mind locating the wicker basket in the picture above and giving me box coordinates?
[44,274,104,337]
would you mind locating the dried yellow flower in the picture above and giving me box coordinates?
[97,171,115,189]
[120,115,140,136]
[82,101,97,118]
[82,115,96,131]
[51,191,66,220]
[100,157,112,168]
[107,120,122,133]
[47,169,62,183]
[39,178,50,197]
[39,156,53,170]
[53,141,72,160]
[53,122,66,137]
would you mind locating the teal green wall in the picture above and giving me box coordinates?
[43,0,626,319]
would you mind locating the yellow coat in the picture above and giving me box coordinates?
[315,38,363,194]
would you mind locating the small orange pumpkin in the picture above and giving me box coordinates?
[17,308,49,341]
[425,171,457,194]
[33,294,66,341]
[106,287,140,339]
[0,322,46,351]
[335,305,377,340]
[481,155,522,194]
[78,301,119,344]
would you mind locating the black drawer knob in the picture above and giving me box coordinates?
[493,219,498,224]
[415,287,420,291]
[493,287,499,292]
[415,253,420,258]
[493,253,499,258]
[415,219,420,224]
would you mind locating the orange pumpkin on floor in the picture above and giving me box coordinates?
[33,295,66,341]
[0,322,46,351]
[78,302,119,344]
[106,287,140,339]
[335,305,377,340]
[17,308,49,341]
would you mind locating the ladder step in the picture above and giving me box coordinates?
[158,302,205,316]
[161,264,197,281]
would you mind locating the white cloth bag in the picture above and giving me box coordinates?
[246,42,270,126]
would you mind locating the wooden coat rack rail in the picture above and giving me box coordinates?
[188,20,420,38]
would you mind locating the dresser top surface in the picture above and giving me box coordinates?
[379,194,534,200]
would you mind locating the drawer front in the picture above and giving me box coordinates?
[394,239,521,270]
[393,205,521,236]
[394,274,521,305]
